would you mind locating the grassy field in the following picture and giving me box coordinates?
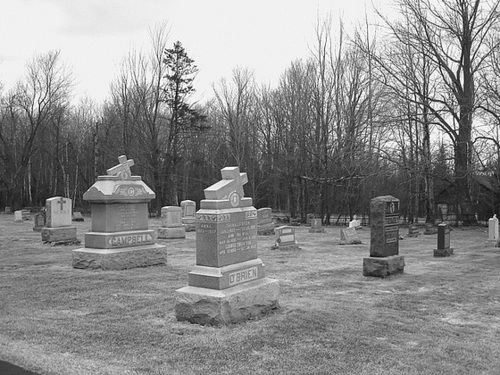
[0,214,499,375]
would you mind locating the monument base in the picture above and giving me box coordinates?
[41,227,80,245]
[157,227,186,239]
[308,227,325,233]
[182,219,196,232]
[484,239,499,248]
[271,243,300,251]
[72,243,167,270]
[175,277,280,326]
[363,255,405,278]
[433,248,454,257]
[257,223,275,235]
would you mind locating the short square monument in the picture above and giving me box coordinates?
[180,200,196,232]
[272,226,299,250]
[41,197,79,245]
[485,214,499,247]
[175,166,280,326]
[72,155,167,270]
[157,206,186,239]
[363,195,405,277]
[257,207,275,235]
[434,223,454,257]
[309,218,325,233]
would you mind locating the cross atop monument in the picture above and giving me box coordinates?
[204,166,248,200]
[107,155,135,180]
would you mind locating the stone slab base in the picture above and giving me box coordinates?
[271,243,300,251]
[485,239,499,248]
[308,228,325,233]
[257,223,275,235]
[72,243,167,270]
[175,277,280,326]
[363,255,405,278]
[188,258,265,290]
[434,248,454,257]
[157,227,186,239]
[42,227,79,245]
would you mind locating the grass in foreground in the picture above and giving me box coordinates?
[0,216,499,374]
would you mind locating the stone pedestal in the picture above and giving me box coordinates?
[175,166,279,325]
[72,155,167,270]
[72,244,167,270]
[363,255,405,278]
[42,227,79,245]
[433,248,454,257]
[175,278,280,326]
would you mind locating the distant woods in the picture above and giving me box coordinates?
[1,1,499,222]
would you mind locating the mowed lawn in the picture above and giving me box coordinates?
[0,214,499,375]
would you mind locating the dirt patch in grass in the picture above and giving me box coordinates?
[0,215,499,374]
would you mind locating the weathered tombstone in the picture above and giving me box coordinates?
[158,206,186,239]
[21,208,31,220]
[14,210,23,223]
[309,218,325,233]
[72,211,84,222]
[4,206,11,214]
[349,215,361,228]
[363,195,405,277]
[41,197,79,245]
[180,200,196,232]
[306,213,315,225]
[72,155,167,270]
[272,225,299,250]
[33,211,46,232]
[485,214,499,247]
[175,166,279,326]
[407,225,419,238]
[340,227,361,245]
[257,207,275,235]
[424,223,438,235]
[434,223,454,257]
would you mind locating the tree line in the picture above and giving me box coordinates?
[1,0,499,223]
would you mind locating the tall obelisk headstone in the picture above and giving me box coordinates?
[72,155,167,270]
[363,195,405,277]
[175,166,280,325]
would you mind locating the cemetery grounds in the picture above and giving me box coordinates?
[0,214,499,375]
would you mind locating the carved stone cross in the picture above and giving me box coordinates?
[57,197,66,210]
[204,166,248,200]
[107,155,135,180]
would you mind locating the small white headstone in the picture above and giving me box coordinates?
[14,210,23,223]
[488,214,499,241]
[161,206,183,228]
[46,197,72,228]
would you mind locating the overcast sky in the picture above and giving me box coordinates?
[0,0,390,104]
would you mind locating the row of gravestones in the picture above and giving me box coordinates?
[8,156,500,326]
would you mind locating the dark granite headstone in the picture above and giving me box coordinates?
[33,212,46,232]
[363,195,404,277]
[434,223,453,257]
